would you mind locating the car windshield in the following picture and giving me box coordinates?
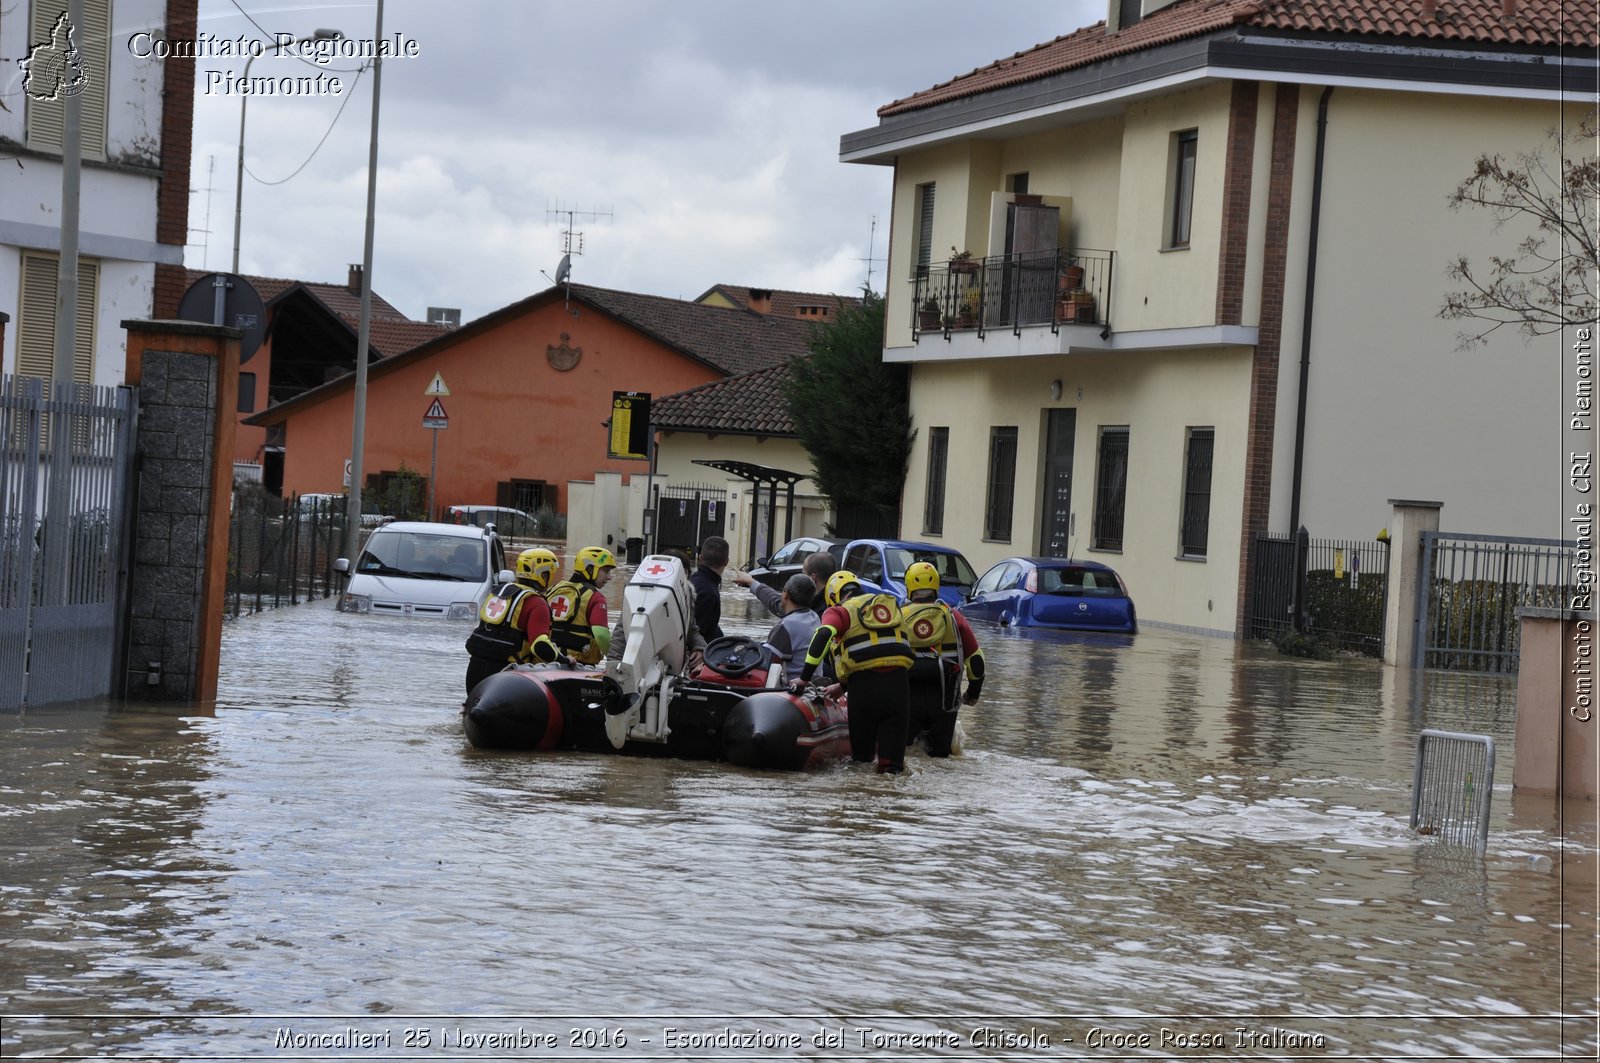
[355,531,484,581]
[1039,566,1125,597]
[884,547,978,588]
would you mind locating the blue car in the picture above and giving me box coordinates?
[837,539,978,607]
[958,556,1137,633]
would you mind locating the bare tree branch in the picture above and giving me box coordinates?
[1440,111,1599,350]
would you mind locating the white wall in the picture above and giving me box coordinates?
[1,0,172,385]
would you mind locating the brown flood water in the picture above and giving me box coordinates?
[0,570,1595,1060]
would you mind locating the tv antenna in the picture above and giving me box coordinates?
[188,155,218,269]
[858,214,887,295]
[543,201,613,287]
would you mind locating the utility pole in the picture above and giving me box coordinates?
[342,0,385,567]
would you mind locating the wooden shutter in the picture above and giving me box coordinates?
[17,251,97,386]
[26,0,111,160]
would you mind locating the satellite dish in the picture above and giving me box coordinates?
[553,253,571,287]
[176,272,266,363]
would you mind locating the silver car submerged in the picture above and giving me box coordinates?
[334,521,511,619]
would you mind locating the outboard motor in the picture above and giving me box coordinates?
[605,554,694,748]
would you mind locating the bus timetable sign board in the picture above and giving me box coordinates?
[609,391,650,460]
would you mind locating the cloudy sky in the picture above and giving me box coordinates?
[184,0,1105,324]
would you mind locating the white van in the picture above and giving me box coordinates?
[334,521,511,619]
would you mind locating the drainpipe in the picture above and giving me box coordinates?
[1287,86,1334,538]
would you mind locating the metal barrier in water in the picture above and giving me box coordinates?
[1411,729,1495,852]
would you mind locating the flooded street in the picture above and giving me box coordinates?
[2,573,1595,1060]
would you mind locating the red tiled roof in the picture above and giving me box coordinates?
[653,362,798,436]
[573,284,818,376]
[878,0,1593,116]
[183,269,411,321]
[700,284,864,321]
[181,269,447,357]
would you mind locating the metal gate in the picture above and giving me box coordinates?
[654,482,726,560]
[1417,532,1576,673]
[0,375,136,711]
[1249,529,1389,655]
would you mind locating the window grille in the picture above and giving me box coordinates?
[984,427,1018,541]
[1180,427,1214,557]
[923,427,949,535]
[1092,427,1130,551]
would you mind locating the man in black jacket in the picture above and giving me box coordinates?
[690,535,730,642]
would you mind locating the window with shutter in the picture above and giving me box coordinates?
[17,251,98,385]
[26,0,111,160]
[914,183,935,277]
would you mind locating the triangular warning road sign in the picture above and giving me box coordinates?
[425,372,450,397]
[424,397,448,419]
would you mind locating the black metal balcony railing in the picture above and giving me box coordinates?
[911,247,1114,337]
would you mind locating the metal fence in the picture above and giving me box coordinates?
[0,375,135,711]
[1249,529,1389,655]
[1417,532,1576,673]
[1411,729,1496,852]
[226,489,351,617]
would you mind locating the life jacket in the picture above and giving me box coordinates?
[834,593,914,678]
[464,582,539,662]
[903,598,959,659]
[546,577,602,664]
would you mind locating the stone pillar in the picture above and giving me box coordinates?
[122,320,241,705]
[1512,608,1596,799]
[1382,499,1443,667]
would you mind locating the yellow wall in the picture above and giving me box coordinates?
[1273,90,1578,541]
[1111,82,1233,331]
[902,347,1254,633]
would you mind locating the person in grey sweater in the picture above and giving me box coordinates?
[761,574,823,682]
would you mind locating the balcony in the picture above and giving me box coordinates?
[911,247,1113,339]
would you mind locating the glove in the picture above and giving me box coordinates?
[786,677,808,696]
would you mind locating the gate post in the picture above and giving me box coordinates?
[1382,499,1442,668]
[121,320,241,705]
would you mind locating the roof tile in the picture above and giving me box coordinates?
[652,362,798,436]
[878,0,1593,117]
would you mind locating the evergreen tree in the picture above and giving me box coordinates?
[784,291,913,520]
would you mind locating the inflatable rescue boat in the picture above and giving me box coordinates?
[461,555,850,771]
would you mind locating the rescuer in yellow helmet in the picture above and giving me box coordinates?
[545,546,617,665]
[901,560,985,757]
[464,547,560,695]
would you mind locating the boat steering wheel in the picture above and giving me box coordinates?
[701,635,771,679]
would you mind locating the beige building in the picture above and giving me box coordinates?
[841,0,1593,636]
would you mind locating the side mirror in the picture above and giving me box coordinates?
[333,558,349,573]
[497,569,515,584]
[754,556,769,568]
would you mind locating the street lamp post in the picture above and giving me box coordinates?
[232,28,341,274]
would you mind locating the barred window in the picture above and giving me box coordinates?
[984,426,1018,542]
[1180,427,1214,558]
[923,427,949,535]
[1092,427,1130,551]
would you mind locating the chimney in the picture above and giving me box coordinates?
[1421,0,1436,18]
[1501,0,1515,16]
[747,288,773,315]
[347,263,363,294]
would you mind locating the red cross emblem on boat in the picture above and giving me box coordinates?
[645,562,668,576]
[550,594,573,619]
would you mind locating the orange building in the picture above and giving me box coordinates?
[245,283,817,516]
[186,267,447,490]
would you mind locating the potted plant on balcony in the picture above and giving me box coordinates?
[948,247,979,275]
[956,288,980,327]
[918,297,942,331]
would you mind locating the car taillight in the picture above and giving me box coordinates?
[1024,569,1038,593]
